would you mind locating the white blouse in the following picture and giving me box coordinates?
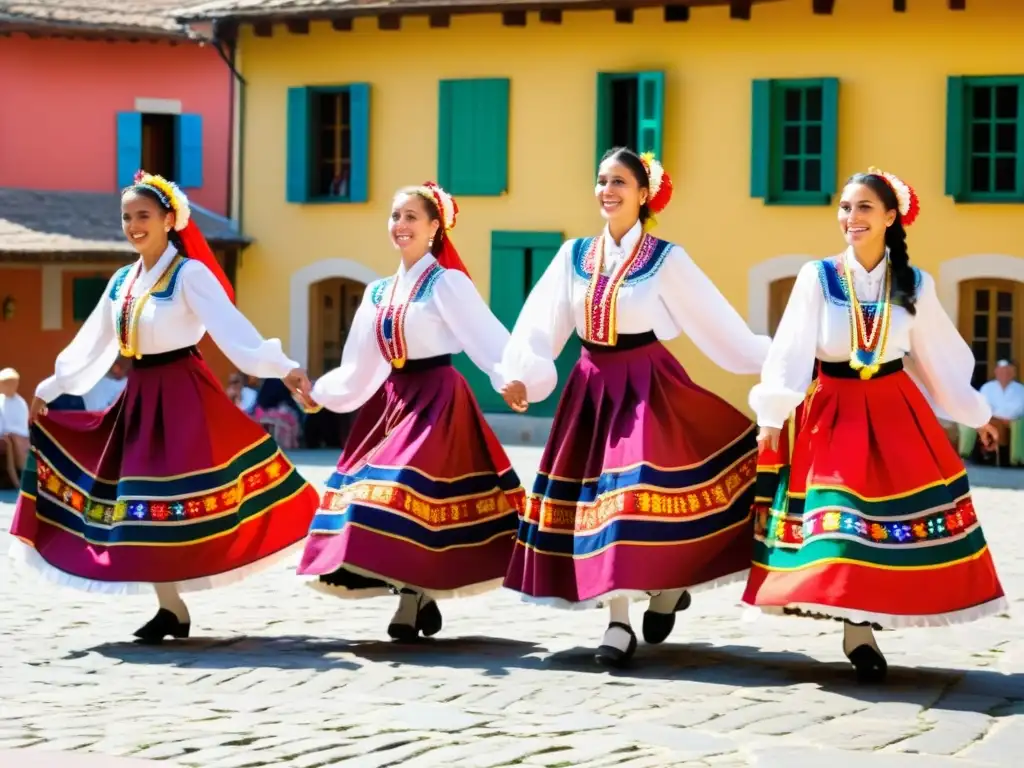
[311,253,511,413]
[749,249,991,430]
[35,245,298,403]
[502,220,771,402]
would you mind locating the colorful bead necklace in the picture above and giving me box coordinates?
[840,256,893,380]
[373,264,439,368]
[115,255,182,359]
[583,233,650,345]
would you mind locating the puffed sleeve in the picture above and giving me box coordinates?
[907,271,991,429]
[181,261,299,380]
[748,261,822,429]
[658,245,771,375]
[35,272,120,403]
[501,241,576,402]
[310,283,390,413]
[434,270,511,391]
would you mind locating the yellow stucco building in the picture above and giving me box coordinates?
[185,0,1024,419]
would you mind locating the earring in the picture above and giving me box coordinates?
[164,226,171,233]
[427,237,434,247]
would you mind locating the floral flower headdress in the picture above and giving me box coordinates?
[415,182,459,232]
[868,166,920,227]
[132,171,192,231]
[639,152,674,215]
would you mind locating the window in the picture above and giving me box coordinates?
[595,72,664,168]
[946,76,1024,203]
[957,279,1024,388]
[454,231,574,417]
[72,276,109,323]
[116,112,203,190]
[286,84,370,204]
[438,78,510,196]
[750,78,839,205]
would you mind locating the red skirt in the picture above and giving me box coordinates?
[9,347,320,594]
[743,365,1007,628]
[503,337,758,608]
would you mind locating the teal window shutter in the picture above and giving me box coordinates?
[286,87,311,203]
[72,276,109,322]
[636,71,664,158]
[750,80,771,198]
[348,83,370,203]
[438,78,509,196]
[945,76,966,200]
[116,112,142,189]
[175,113,204,189]
[595,73,613,169]
[819,77,839,199]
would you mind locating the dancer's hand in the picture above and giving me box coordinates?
[756,426,781,453]
[978,421,1000,451]
[501,381,528,413]
[283,369,316,410]
[29,397,48,422]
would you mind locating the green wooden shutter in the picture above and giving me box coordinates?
[72,276,110,322]
[945,76,966,200]
[437,79,509,196]
[819,77,840,202]
[595,73,613,170]
[286,87,311,203]
[750,80,772,199]
[348,84,371,203]
[116,112,142,189]
[636,71,665,158]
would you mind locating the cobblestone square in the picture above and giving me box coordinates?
[1,448,1021,767]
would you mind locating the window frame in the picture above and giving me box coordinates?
[595,71,665,170]
[750,77,839,206]
[946,75,1024,204]
[286,83,370,205]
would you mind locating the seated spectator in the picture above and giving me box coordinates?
[82,357,130,412]
[253,378,303,450]
[0,368,30,488]
[960,359,1024,466]
[226,372,258,415]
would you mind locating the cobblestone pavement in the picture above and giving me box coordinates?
[1,448,1022,768]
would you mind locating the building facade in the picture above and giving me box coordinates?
[0,1,242,394]
[185,0,1024,416]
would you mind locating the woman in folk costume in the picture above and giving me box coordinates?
[745,169,1007,683]
[500,148,771,667]
[296,183,524,641]
[10,172,321,644]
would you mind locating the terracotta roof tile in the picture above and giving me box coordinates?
[0,188,249,257]
[0,1,209,35]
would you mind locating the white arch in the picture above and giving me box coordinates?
[747,254,816,334]
[289,258,382,369]
[938,254,1024,320]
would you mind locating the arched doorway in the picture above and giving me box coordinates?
[308,277,366,378]
[957,278,1024,388]
[767,276,797,335]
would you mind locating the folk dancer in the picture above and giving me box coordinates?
[745,169,1007,683]
[9,172,321,643]
[296,183,524,641]
[500,148,771,667]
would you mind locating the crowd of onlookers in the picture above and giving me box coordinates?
[0,359,350,490]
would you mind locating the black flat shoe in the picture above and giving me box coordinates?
[595,621,637,668]
[847,644,888,684]
[416,598,443,637]
[133,608,190,645]
[642,590,692,645]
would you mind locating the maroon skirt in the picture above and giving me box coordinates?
[9,347,320,594]
[503,335,758,607]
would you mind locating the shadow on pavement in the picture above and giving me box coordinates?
[79,635,1024,713]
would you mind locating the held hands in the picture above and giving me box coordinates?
[978,421,1000,451]
[283,368,318,412]
[756,426,782,453]
[501,380,529,413]
[29,397,48,422]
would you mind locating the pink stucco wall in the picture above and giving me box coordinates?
[0,35,231,214]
